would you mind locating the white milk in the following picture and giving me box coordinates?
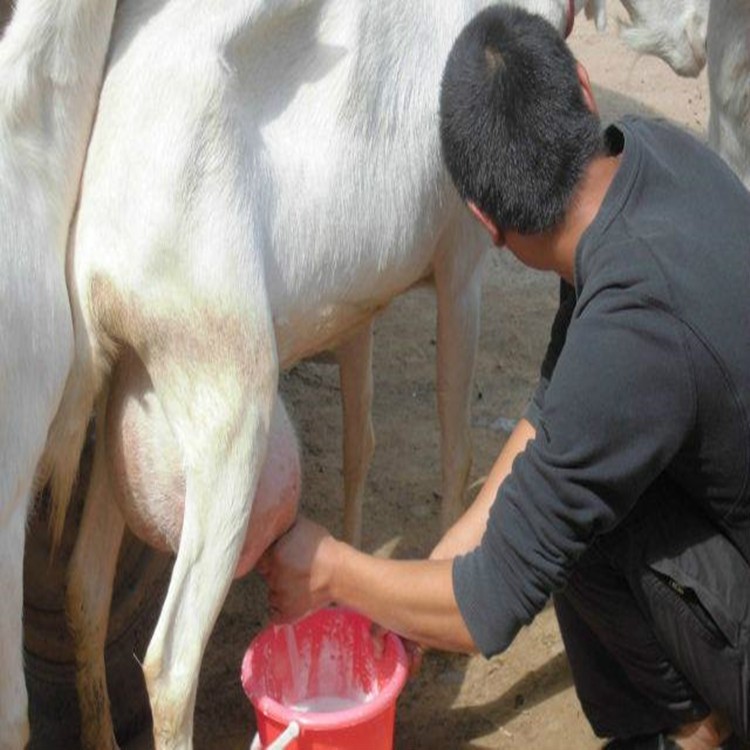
[278,624,303,700]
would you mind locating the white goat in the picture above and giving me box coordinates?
[0,2,116,748]
[618,0,750,190]
[43,1,590,747]
[622,0,750,194]
[618,0,709,76]
[704,1,750,189]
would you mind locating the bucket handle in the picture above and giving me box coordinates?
[250,721,300,750]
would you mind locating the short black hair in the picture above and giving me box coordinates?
[439,5,603,234]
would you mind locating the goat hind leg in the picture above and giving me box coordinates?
[140,327,277,749]
[66,393,125,750]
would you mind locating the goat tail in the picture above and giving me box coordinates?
[38,315,99,555]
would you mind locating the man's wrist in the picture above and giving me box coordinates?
[319,535,347,605]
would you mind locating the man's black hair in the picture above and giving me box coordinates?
[439,5,603,234]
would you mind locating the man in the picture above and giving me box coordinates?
[260,6,750,749]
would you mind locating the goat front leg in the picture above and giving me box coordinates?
[66,392,125,750]
[433,222,487,531]
[335,321,375,548]
[139,316,277,750]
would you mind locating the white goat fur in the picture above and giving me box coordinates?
[618,0,708,77]
[45,1,589,747]
[0,2,116,748]
[705,0,750,189]
[618,0,750,191]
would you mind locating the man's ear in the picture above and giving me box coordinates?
[576,61,598,115]
[467,201,504,246]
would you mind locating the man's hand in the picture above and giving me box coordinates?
[257,515,342,623]
[260,515,476,654]
[370,622,425,679]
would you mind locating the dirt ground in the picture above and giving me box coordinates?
[117,5,710,749]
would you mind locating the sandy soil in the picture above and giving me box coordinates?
[45,3,712,748]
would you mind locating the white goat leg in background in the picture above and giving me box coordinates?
[433,221,488,530]
[65,390,126,750]
[0,2,116,747]
[335,322,376,548]
[336,216,490,541]
[333,219,486,541]
[336,225,486,542]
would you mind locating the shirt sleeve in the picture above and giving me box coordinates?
[454,292,695,656]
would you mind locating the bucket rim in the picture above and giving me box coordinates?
[241,607,409,730]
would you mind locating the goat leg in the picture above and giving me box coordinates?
[66,391,125,750]
[336,321,375,548]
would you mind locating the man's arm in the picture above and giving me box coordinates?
[261,417,535,653]
[262,515,477,652]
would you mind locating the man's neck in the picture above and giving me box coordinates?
[549,152,622,283]
[503,152,621,285]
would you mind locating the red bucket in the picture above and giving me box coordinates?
[241,608,408,750]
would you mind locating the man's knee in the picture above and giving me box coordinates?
[558,493,750,741]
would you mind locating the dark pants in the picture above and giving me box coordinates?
[554,480,750,741]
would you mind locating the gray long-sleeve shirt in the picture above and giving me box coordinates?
[453,117,750,657]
